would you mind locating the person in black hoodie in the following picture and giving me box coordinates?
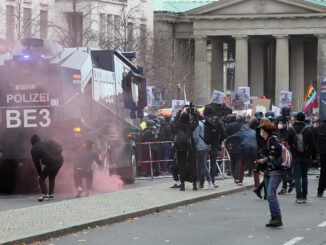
[31,134,64,202]
[316,120,326,197]
[172,111,197,191]
[225,113,244,182]
[287,112,316,203]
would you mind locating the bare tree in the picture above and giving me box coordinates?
[152,27,194,105]
[50,0,100,47]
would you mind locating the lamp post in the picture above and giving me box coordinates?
[177,83,181,100]
[225,54,236,91]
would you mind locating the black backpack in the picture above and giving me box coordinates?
[292,127,308,153]
[173,128,192,151]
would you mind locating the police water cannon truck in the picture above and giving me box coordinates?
[0,38,146,193]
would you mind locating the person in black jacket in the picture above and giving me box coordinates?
[31,134,64,202]
[316,121,326,197]
[225,113,244,182]
[203,107,226,187]
[173,111,197,191]
[287,112,316,203]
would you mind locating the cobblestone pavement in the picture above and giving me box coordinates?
[0,177,254,245]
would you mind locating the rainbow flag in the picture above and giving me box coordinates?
[303,84,317,113]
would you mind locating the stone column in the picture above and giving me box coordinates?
[211,37,224,92]
[234,35,249,90]
[250,39,264,97]
[317,35,326,89]
[290,40,304,111]
[317,35,326,120]
[194,36,209,104]
[275,35,289,106]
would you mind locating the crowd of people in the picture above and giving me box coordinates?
[140,105,326,228]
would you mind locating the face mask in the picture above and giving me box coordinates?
[278,124,283,130]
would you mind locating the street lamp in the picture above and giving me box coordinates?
[225,54,236,91]
[177,83,181,99]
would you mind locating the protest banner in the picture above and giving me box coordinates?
[279,91,292,108]
[238,87,251,105]
[272,105,281,116]
[231,91,245,110]
[210,90,225,104]
[172,100,186,112]
[251,98,271,117]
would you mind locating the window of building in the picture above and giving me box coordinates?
[23,8,32,38]
[99,13,106,45]
[40,10,48,39]
[107,14,113,45]
[6,5,15,42]
[66,12,83,46]
[127,22,133,50]
[113,15,121,48]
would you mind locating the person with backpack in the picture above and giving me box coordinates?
[287,112,316,203]
[255,122,283,227]
[30,134,64,202]
[193,111,214,190]
[74,140,102,197]
[172,111,197,191]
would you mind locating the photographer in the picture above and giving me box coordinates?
[203,105,226,187]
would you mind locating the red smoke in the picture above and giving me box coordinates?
[55,163,124,196]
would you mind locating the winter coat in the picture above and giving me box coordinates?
[226,125,257,156]
[31,141,63,176]
[287,121,316,160]
[225,120,243,154]
[262,136,283,175]
[316,121,326,153]
[193,121,209,152]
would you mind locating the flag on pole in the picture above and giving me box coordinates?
[303,84,317,113]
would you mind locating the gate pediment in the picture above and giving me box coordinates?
[187,0,326,16]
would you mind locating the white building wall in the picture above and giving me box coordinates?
[0,0,153,50]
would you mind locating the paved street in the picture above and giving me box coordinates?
[38,176,325,245]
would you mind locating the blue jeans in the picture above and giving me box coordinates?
[197,150,211,183]
[265,174,283,217]
[293,159,309,199]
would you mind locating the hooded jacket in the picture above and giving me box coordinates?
[287,121,316,160]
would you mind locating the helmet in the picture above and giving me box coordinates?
[146,120,155,128]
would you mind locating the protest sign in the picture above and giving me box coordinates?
[238,87,250,105]
[210,90,225,104]
[279,91,292,108]
[231,91,245,110]
[251,98,271,116]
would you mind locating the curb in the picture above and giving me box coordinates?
[3,184,254,245]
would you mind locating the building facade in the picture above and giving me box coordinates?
[0,0,153,53]
[154,0,326,110]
